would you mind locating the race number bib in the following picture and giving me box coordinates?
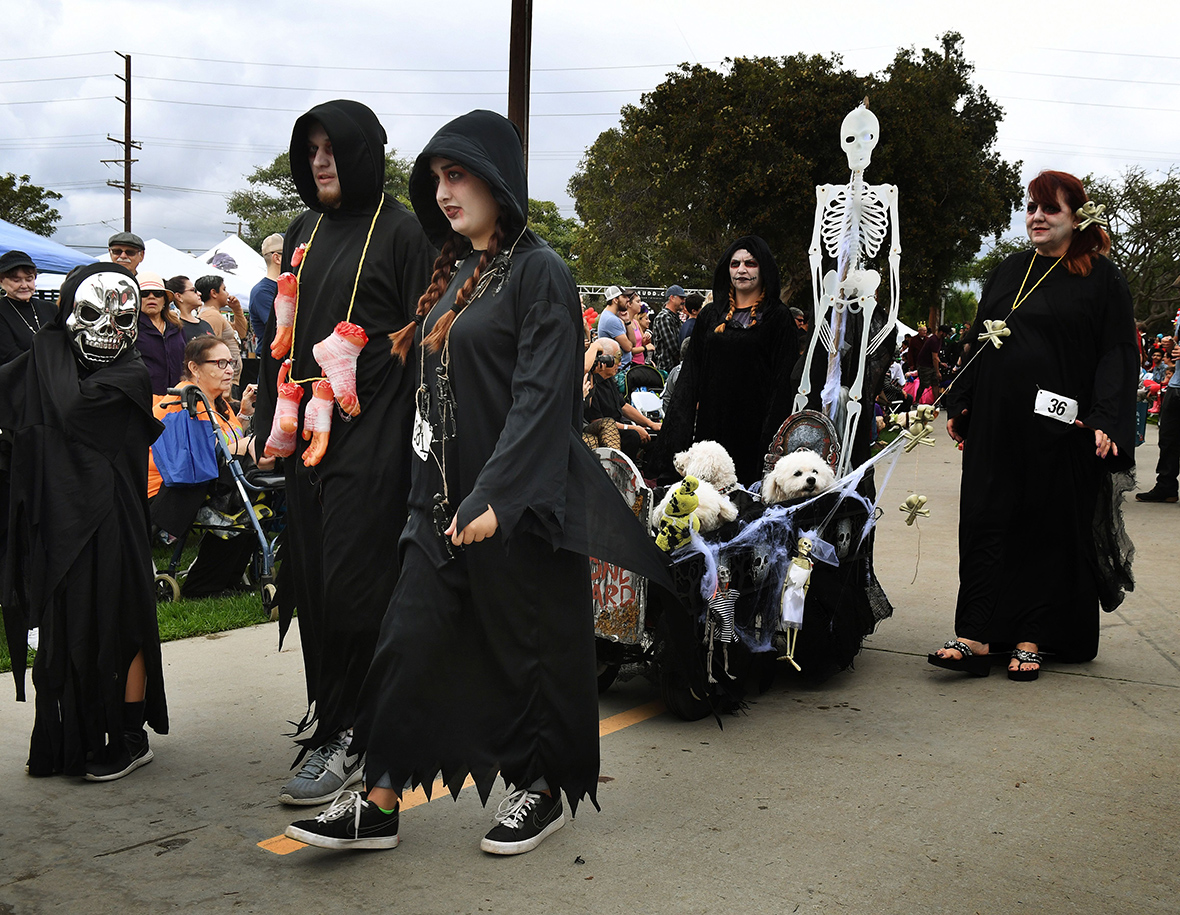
[1034,388,1079,425]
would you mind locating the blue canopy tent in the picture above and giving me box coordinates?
[0,218,95,274]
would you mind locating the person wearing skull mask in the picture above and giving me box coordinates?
[0,262,167,780]
[252,100,436,805]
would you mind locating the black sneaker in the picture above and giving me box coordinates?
[285,790,400,850]
[1135,488,1178,503]
[480,789,565,855]
[84,730,154,782]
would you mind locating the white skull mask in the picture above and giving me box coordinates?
[65,271,140,365]
[840,105,880,172]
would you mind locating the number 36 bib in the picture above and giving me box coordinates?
[1034,387,1079,425]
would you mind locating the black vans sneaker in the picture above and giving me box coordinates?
[286,791,400,850]
[480,789,565,855]
[85,730,154,782]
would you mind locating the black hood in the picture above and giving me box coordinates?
[408,110,528,249]
[289,99,387,213]
[54,261,138,329]
[711,234,783,310]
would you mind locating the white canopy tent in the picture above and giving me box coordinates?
[197,235,267,290]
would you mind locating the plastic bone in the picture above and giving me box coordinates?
[312,321,369,416]
[301,380,334,467]
[270,272,298,359]
[899,493,930,525]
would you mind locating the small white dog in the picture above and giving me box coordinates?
[761,448,836,504]
[653,478,738,533]
[673,441,738,494]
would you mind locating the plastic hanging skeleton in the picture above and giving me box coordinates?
[794,102,901,477]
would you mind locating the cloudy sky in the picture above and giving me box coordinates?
[3,0,1177,256]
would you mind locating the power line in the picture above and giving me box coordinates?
[999,94,1180,114]
[131,52,720,73]
[133,96,620,117]
[0,96,110,106]
[134,74,645,96]
[1038,46,1180,62]
[980,67,1180,89]
[0,52,109,62]
[0,73,108,85]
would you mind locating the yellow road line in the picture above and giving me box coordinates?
[260,699,667,854]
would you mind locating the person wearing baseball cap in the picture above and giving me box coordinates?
[596,284,637,369]
[0,250,55,366]
[651,284,688,370]
[108,232,146,275]
[249,233,285,356]
[134,270,185,394]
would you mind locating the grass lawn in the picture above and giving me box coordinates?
[0,539,275,675]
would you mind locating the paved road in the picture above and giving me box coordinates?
[2,429,1176,914]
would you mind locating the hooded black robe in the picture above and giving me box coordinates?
[0,263,167,776]
[647,235,799,485]
[352,110,671,815]
[943,250,1137,660]
[252,100,436,752]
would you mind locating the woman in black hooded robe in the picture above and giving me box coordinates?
[647,235,798,486]
[286,110,670,856]
[0,262,167,780]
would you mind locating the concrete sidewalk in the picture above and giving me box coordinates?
[1,429,1176,914]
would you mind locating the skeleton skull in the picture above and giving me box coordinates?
[65,271,139,365]
[833,517,853,559]
[840,105,880,172]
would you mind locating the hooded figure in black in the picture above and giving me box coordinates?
[287,110,672,853]
[647,235,799,485]
[0,262,167,778]
[252,100,436,780]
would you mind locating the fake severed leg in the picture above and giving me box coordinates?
[312,321,369,417]
[301,380,334,467]
[270,272,298,360]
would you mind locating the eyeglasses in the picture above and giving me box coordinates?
[202,358,232,370]
[109,247,142,257]
[1025,201,1062,215]
[142,290,166,299]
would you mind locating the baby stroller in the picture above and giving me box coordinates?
[151,385,285,619]
[624,363,665,423]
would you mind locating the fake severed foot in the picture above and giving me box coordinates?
[312,321,368,417]
[263,374,304,458]
[301,379,334,467]
[270,272,298,359]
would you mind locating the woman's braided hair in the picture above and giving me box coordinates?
[389,218,506,361]
[714,286,765,333]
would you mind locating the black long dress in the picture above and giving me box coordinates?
[353,110,670,815]
[252,101,436,752]
[0,263,167,776]
[647,235,798,486]
[943,251,1137,660]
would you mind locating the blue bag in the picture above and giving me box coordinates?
[154,409,219,487]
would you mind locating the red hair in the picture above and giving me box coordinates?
[1027,170,1110,277]
[389,220,505,361]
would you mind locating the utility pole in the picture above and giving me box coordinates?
[102,52,140,231]
[507,0,533,174]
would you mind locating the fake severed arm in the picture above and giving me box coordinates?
[270,272,298,360]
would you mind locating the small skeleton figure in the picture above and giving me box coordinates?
[778,536,814,670]
[795,101,901,477]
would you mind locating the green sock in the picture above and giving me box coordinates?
[377,805,397,815]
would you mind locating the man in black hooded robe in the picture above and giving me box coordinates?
[647,235,798,486]
[252,100,435,804]
[1,262,167,779]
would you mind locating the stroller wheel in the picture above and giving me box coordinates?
[155,573,180,603]
[262,583,279,622]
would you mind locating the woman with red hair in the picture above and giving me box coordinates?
[932,170,1137,681]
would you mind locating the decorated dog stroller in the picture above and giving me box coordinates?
[151,385,285,618]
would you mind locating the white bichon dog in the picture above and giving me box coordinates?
[761,448,836,504]
[673,440,738,494]
[653,477,738,533]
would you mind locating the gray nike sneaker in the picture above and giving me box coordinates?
[280,734,364,805]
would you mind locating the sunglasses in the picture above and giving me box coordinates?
[1025,201,1062,215]
[109,247,142,257]
[142,290,166,299]
[202,358,232,370]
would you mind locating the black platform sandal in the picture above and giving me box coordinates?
[927,639,991,677]
[1008,648,1042,682]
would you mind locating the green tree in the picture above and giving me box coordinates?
[568,34,1023,318]
[527,198,581,278]
[0,173,62,237]
[1085,166,1180,333]
[227,151,413,249]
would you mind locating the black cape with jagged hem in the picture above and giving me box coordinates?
[353,111,671,816]
[0,262,167,776]
[943,251,1137,660]
[252,100,437,755]
[646,235,798,486]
